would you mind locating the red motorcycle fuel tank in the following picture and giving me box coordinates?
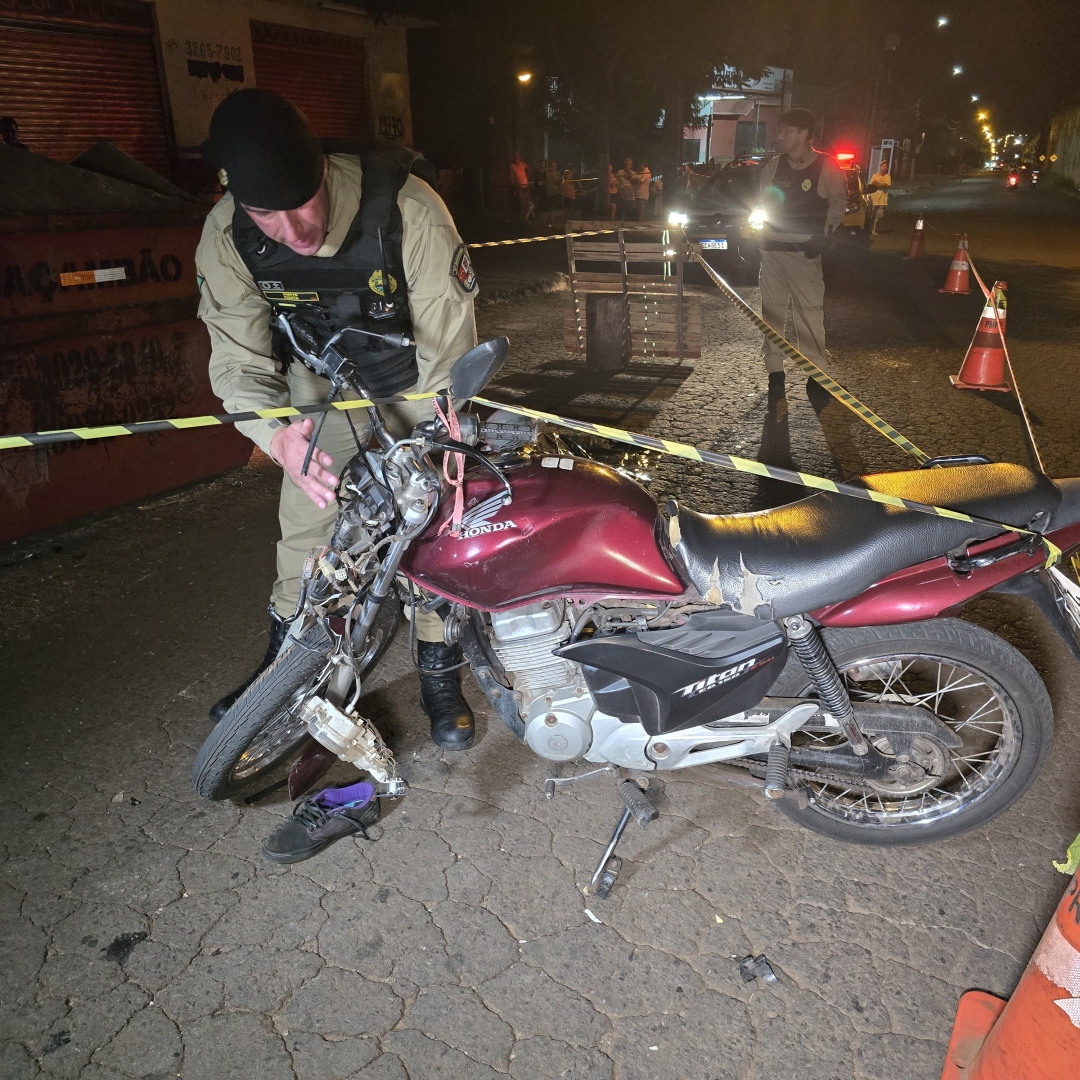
[401,458,686,610]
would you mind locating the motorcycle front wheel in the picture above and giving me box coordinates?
[191,594,400,801]
[765,618,1053,846]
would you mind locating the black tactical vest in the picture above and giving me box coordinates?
[232,151,418,397]
[762,154,829,237]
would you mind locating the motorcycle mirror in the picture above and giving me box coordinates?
[450,337,509,399]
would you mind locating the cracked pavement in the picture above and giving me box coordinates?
[3,177,1080,1078]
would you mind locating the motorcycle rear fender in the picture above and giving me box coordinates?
[813,479,1080,661]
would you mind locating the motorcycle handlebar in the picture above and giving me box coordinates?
[478,420,539,449]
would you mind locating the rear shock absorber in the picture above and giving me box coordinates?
[784,616,868,756]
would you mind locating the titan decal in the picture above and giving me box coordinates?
[675,654,774,700]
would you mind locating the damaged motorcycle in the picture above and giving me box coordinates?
[192,321,1080,885]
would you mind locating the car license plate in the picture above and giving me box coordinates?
[699,238,728,250]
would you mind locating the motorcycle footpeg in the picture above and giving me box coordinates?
[618,780,659,828]
[763,742,790,800]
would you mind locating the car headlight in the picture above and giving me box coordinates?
[748,208,766,230]
[667,211,689,226]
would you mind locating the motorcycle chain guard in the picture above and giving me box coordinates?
[786,699,963,781]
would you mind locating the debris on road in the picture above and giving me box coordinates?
[738,954,778,985]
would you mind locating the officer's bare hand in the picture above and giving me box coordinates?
[270,419,338,509]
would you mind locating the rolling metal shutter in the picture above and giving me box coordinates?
[0,4,171,174]
[250,21,368,138]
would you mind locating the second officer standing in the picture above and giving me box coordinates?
[756,108,847,399]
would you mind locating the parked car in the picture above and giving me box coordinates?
[673,155,770,283]
[673,153,873,282]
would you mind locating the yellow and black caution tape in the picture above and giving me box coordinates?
[471,392,1061,566]
[0,385,1059,565]
[0,392,439,451]
[467,226,657,248]
[692,252,931,465]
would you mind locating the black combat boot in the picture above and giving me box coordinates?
[806,376,834,412]
[209,609,289,724]
[417,640,475,750]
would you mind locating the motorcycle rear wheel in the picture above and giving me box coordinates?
[191,595,400,802]
[765,618,1053,846]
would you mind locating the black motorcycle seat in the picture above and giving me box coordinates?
[668,463,1060,620]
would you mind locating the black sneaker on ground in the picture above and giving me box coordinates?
[209,608,288,724]
[417,639,475,750]
[262,780,381,864]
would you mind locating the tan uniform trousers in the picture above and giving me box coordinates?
[271,363,444,642]
[758,249,829,375]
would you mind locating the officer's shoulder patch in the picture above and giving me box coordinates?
[451,243,477,294]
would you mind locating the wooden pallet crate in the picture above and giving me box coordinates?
[563,222,702,363]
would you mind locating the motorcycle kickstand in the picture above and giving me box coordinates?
[583,780,659,899]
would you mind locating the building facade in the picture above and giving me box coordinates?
[683,67,794,166]
[0,0,416,186]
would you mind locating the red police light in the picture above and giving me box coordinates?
[836,152,856,167]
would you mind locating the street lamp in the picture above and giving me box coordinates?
[971,94,979,102]
[517,72,532,84]
[951,65,963,76]
[937,15,949,27]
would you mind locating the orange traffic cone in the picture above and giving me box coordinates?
[940,235,972,294]
[906,215,926,258]
[950,281,1010,392]
[939,871,1080,1079]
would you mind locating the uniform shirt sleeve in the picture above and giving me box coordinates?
[195,196,286,456]
[399,176,478,394]
[818,159,850,233]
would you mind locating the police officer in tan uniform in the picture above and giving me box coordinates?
[197,89,478,750]
[756,109,848,402]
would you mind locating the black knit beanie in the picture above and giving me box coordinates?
[202,89,324,210]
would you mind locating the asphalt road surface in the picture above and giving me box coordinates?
[2,176,1080,1080]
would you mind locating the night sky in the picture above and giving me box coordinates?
[767,0,1079,135]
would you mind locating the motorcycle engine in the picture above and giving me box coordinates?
[488,600,591,761]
